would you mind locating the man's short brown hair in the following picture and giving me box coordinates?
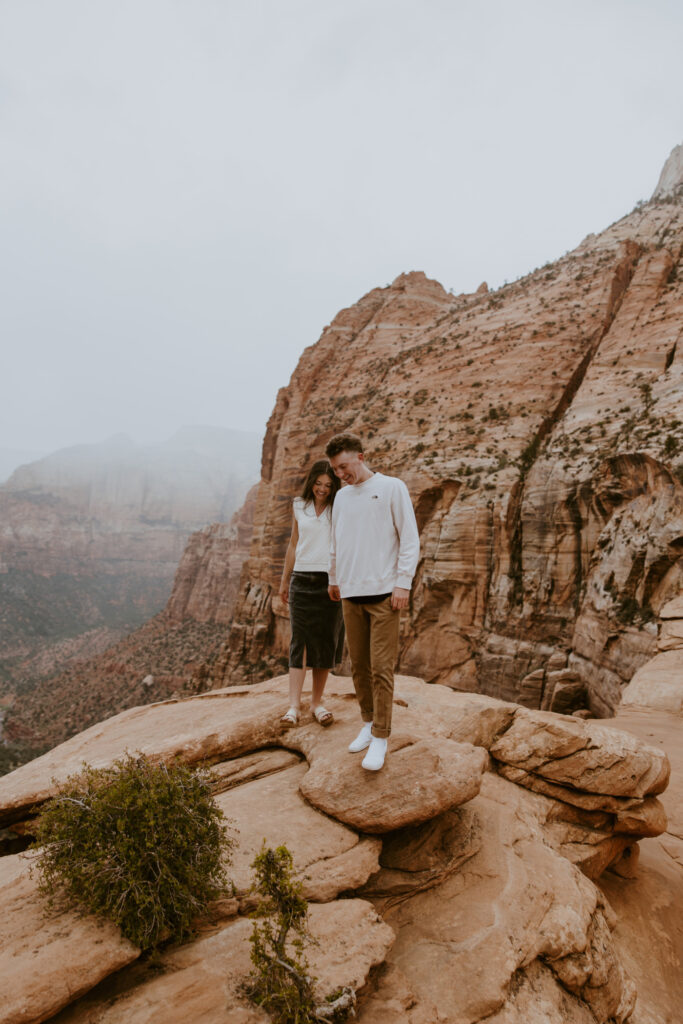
[325,432,364,458]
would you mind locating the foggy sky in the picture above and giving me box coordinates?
[1,0,682,456]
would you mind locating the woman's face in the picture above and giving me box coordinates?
[313,474,333,504]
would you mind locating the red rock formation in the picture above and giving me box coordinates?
[213,186,683,715]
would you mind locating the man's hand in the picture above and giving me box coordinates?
[328,585,341,602]
[391,586,410,610]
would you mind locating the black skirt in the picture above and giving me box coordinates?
[289,572,345,669]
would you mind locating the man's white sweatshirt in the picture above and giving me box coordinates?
[328,472,420,598]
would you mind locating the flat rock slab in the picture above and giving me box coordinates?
[214,762,379,900]
[0,852,139,1024]
[0,672,671,858]
[54,899,395,1024]
[0,675,423,826]
[0,689,289,826]
[300,732,487,834]
[489,707,670,798]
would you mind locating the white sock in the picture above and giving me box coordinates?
[362,736,388,771]
[348,721,373,753]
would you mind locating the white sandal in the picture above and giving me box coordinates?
[312,705,334,727]
[280,707,300,728]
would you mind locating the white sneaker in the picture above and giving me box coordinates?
[348,722,373,753]
[362,736,388,771]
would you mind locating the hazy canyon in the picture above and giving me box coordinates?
[0,427,259,708]
[4,147,683,756]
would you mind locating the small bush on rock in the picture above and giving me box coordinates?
[32,753,234,950]
[245,844,355,1024]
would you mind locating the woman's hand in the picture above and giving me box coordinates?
[279,579,290,604]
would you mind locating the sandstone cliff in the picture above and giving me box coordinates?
[214,171,683,715]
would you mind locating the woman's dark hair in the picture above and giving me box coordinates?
[301,460,340,507]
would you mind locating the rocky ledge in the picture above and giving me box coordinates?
[0,674,675,1024]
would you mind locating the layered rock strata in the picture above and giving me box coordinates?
[0,673,671,1023]
[213,176,683,714]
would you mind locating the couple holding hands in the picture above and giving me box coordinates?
[278,432,419,772]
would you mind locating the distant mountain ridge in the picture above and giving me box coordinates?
[5,426,260,528]
[0,448,48,485]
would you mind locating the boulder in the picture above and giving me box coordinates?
[494,762,666,820]
[489,707,670,797]
[300,733,487,834]
[359,806,481,897]
[546,673,588,714]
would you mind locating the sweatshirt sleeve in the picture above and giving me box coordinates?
[328,502,338,586]
[391,479,420,589]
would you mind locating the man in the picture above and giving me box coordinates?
[326,433,420,771]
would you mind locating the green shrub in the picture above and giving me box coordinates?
[245,844,355,1024]
[32,753,234,950]
[245,844,317,1023]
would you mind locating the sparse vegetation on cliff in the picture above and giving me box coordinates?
[32,754,235,950]
[245,844,355,1023]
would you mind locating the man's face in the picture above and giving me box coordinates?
[329,450,366,485]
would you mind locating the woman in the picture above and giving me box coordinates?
[278,459,344,727]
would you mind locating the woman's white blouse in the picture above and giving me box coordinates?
[293,498,332,572]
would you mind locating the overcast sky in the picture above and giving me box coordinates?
[1,0,681,457]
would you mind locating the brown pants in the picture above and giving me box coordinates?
[342,597,401,739]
